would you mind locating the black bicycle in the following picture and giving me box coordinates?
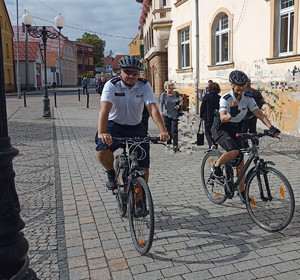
[201,130,295,232]
[113,136,163,254]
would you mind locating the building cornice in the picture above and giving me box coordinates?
[266,55,300,64]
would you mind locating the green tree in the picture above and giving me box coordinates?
[77,32,106,67]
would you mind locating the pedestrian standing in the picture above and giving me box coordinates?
[240,78,265,134]
[200,82,221,149]
[97,77,106,96]
[81,77,88,95]
[159,82,182,153]
[200,80,213,101]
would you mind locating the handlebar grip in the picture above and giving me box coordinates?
[149,137,159,144]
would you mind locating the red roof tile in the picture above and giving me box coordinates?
[112,55,128,70]
[45,52,58,67]
[13,25,67,54]
[13,41,40,62]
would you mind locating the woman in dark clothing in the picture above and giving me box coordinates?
[200,82,221,149]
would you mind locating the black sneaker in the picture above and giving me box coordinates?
[105,170,117,190]
[211,165,224,178]
[134,200,149,218]
[173,147,180,153]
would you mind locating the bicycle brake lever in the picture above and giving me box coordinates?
[150,137,159,144]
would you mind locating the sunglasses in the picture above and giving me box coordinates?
[122,69,140,76]
[234,84,246,89]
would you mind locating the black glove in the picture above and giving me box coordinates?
[269,125,281,136]
[229,105,240,117]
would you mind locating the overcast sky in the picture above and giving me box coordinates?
[5,0,142,56]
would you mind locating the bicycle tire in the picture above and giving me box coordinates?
[114,158,127,217]
[201,149,227,204]
[128,177,154,255]
[245,167,295,232]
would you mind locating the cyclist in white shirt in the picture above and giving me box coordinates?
[211,70,280,203]
[95,56,169,191]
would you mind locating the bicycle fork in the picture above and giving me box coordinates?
[255,159,275,202]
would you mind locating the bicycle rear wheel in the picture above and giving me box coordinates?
[245,167,295,232]
[114,158,127,217]
[128,176,154,255]
[201,150,227,204]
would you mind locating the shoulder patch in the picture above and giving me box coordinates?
[110,76,121,85]
[223,93,232,100]
[138,77,148,84]
[244,91,253,98]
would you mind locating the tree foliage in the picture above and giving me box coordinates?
[76,32,106,67]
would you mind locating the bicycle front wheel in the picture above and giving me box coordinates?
[246,167,295,232]
[128,176,154,255]
[114,158,127,217]
[201,150,227,204]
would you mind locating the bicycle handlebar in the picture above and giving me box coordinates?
[114,136,165,145]
[236,130,280,140]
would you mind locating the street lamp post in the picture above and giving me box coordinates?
[58,35,62,87]
[22,11,65,118]
[25,24,29,92]
[0,23,37,280]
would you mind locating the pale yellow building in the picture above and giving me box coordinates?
[139,0,300,135]
[129,34,142,57]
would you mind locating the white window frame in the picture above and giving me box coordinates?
[279,0,294,56]
[215,14,230,65]
[180,28,190,69]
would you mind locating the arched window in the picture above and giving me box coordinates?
[215,14,230,64]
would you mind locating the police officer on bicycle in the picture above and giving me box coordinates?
[95,56,169,191]
[211,70,280,203]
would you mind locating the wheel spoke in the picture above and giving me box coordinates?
[246,167,295,232]
[128,177,154,254]
[201,150,227,204]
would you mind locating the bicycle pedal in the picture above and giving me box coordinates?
[112,189,118,195]
[215,177,225,183]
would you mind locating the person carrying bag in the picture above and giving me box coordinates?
[199,82,221,149]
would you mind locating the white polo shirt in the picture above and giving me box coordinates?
[101,76,156,125]
[219,90,258,123]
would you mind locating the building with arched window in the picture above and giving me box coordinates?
[138,0,300,135]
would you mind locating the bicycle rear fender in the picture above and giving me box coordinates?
[205,149,222,156]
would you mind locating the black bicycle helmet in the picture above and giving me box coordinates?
[118,56,142,70]
[229,70,248,85]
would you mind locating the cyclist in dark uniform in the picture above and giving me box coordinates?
[211,70,280,202]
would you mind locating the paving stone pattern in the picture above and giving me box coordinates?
[5,92,300,280]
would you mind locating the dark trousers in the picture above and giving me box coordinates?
[163,116,179,147]
[82,86,88,95]
[241,117,258,133]
[204,121,217,148]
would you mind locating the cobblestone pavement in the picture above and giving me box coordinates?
[5,92,300,280]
